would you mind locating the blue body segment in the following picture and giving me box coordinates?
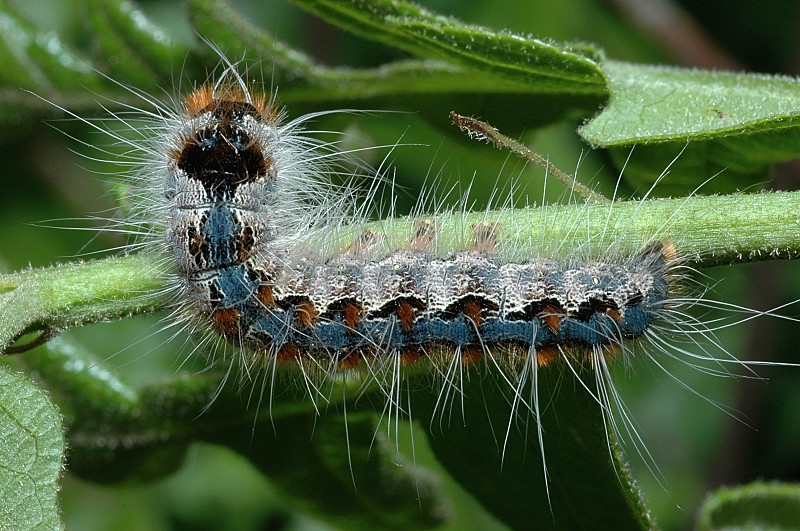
[217,259,667,355]
[236,299,661,354]
[204,207,238,266]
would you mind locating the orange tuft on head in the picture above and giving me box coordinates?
[185,85,217,116]
[184,83,279,122]
[252,94,279,123]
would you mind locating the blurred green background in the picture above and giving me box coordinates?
[3,0,800,529]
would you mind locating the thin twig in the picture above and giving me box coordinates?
[450,112,609,204]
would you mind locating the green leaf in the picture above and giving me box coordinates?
[0,0,99,91]
[19,335,650,528]
[17,337,215,483]
[0,367,64,530]
[5,0,196,120]
[186,0,606,133]
[0,0,105,125]
[293,0,607,94]
[84,0,186,87]
[581,61,800,193]
[212,409,451,529]
[409,373,655,530]
[584,61,800,145]
[699,482,800,530]
[0,0,180,122]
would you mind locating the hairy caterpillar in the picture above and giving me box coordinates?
[169,86,671,372]
[11,48,800,529]
[151,58,682,455]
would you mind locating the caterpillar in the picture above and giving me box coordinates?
[15,48,800,529]
[160,61,683,450]
[170,86,672,370]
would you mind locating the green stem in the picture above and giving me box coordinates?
[0,254,168,353]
